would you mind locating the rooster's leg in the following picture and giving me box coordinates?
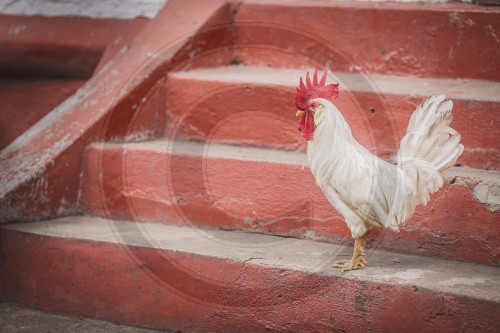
[333,231,369,271]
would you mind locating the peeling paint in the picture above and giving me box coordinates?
[7,24,26,36]
[448,12,460,25]
[473,183,500,212]
[305,229,316,239]
[0,132,72,199]
[56,198,72,216]
[486,25,499,44]
[443,167,500,211]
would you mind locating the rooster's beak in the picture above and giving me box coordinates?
[296,110,306,117]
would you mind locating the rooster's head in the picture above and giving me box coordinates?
[295,69,339,141]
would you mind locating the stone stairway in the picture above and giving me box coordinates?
[1,0,499,332]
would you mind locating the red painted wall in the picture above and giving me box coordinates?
[0,15,148,150]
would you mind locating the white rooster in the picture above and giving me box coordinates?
[295,70,464,271]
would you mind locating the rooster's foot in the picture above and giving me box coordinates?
[333,231,369,272]
[333,256,367,272]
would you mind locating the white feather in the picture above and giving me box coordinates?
[307,96,463,238]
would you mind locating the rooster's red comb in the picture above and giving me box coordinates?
[295,69,339,110]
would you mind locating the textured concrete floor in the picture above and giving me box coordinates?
[0,303,172,333]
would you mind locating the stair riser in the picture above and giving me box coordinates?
[166,78,500,169]
[1,228,498,333]
[81,145,499,266]
[234,2,500,81]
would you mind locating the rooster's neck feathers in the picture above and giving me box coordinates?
[310,99,358,152]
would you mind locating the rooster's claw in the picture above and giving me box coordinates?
[333,256,367,272]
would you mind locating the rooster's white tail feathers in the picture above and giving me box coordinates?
[390,95,464,226]
[398,94,464,171]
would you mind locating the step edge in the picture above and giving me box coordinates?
[3,215,500,303]
[89,139,500,183]
[169,66,500,102]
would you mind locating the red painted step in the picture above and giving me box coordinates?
[166,66,500,170]
[1,216,498,332]
[80,140,500,266]
[233,0,500,81]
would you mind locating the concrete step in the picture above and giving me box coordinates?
[80,139,500,266]
[1,216,498,332]
[166,66,500,170]
[232,0,500,81]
